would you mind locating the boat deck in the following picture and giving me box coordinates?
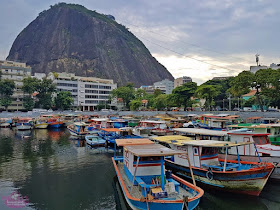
[117,162,195,200]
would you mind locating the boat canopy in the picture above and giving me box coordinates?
[101,128,121,132]
[174,128,228,136]
[140,120,167,124]
[152,135,192,143]
[74,122,88,126]
[115,138,154,146]
[174,139,253,148]
[125,144,186,157]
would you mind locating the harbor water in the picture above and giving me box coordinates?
[0,128,279,210]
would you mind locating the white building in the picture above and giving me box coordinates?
[38,72,117,111]
[0,60,32,111]
[153,79,174,94]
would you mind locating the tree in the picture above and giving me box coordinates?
[129,99,142,111]
[153,89,162,97]
[153,94,168,110]
[196,85,220,110]
[135,89,147,99]
[55,91,74,110]
[171,82,197,111]
[36,78,56,109]
[23,96,35,111]
[0,79,15,110]
[111,85,135,109]
[229,71,255,97]
[22,77,40,94]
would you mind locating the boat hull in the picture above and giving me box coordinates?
[165,159,274,196]
[16,124,32,130]
[49,123,63,128]
[219,154,280,180]
[34,123,48,129]
[112,158,203,210]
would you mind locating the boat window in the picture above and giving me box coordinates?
[253,136,269,145]
[134,156,161,162]
[252,136,261,144]
[202,147,218,155]
[267,128,271,134]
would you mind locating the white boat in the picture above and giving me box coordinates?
[85,135,106,147]
[16,118,33,130]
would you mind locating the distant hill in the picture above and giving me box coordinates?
[7,3,174,86]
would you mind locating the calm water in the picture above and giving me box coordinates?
[0,128,279,210]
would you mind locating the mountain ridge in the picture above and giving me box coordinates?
[7,3,174,87]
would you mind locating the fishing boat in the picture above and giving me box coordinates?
[221,129,280,180]
[16,118,33,130]
[152,136,275,196]
[112,139,204,210]
[85,135,106,147]
[198,114,241,130]
[67,122,94,138]
[34,118,49,129]
[0,118,11,128]
[229,123,280,145]
[47,118,64,129]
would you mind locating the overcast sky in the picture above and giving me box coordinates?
[1,0,279,84]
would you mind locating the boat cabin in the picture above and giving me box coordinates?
[174,128,228,141]
[116,139,186,196]
[228,130,280,157]
[139,120,168,129]
[154,136,253,171]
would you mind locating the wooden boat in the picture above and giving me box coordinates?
[0,118,11,128]
[85,135,106,147]
[16,118,33,130]
[229,123,280,145]
[221,129,280,180]
[113,139,204,210]
[34,118,48,129]
[67,122,94,138]
[152,136,275,196]
[47,118,64,128]
[198,114,241,130]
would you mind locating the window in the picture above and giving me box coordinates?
[85,89,98,94]
[85,84,98,89]
[84,100,98,104]
[85,95,98,99]
[99,90,110,94]
[99,85,111,89]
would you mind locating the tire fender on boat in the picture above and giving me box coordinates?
[206,169,214,181]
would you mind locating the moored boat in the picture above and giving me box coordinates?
[47,118,64,129]
[34,118,49,129]
[67,122,94,138]
[113,139,204,210]
[16,118,33,130]
[152,136,275,196]
[85,135,106,147]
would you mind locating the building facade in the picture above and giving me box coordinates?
[153,79,174,94]
[45,72,117,111]
[174,76,192,88]
[0,60,31,111]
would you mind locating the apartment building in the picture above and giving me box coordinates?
[174,76,192,88]
[153,79,174,94]
[45,72,117,111]
[0,60,31,111]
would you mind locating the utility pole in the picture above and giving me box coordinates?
[228,94,231,111]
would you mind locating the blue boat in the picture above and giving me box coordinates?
[112,139,204,210]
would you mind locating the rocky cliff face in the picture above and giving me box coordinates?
[7,3,174,86]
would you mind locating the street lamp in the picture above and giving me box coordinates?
[253,82,263,112]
